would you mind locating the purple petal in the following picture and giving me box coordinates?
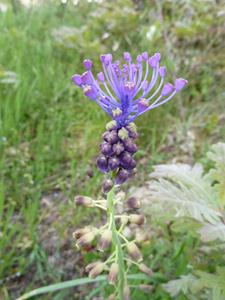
[159,66,166,78]
[71,74,82,86]
[142,52,148,60]
[97,72,105,82]
[138,98,148,112]
[175,78,188,91]
[81,71,92,85]
[100,54,106,63]
[136,55,143,63]
[83,85,98,100]
[124,52,132,62]
[83,59,93,70]
[161,83,174,96]
[148,53,161,68]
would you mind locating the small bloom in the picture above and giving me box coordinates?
[148,53,161,68]
[108,157,120,170]
[83,85,98,100]
[126,197,141,210]
[175,78,188,91]
[71,74,82,86]
[124,52,132,62]
[75,195,93,207]
[115,169,130,184]
[102,178,113,193]
[108,263,119,284]
[98,229,112,251]
[97,71,105,82]
[83,59,93,70]
[112,142,124,156]
[123,138,137,154]
[88,261,105,278]
[97,155,109,173]
[161,83,174,96]
[159,66,166,77]
[127,242,143,262]
[100,142,112,156]
[129,214,145,225]
[118,127,129,140]
[77,231,96,248]
[139,263,153,276]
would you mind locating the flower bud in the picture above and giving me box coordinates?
[83,85,98,100]
[89,261,105,278]
[123,285,130,300]
[98,229,112,251]
[72,227,90,239]
[85,261,99,273]
[124,52,132,62]
[135,230,149,244]
[175,78,188,91]
[142,52,148,60]
[127,242,143,262]
[102,179,113,193]
[71,74,82,86]
[83,59,93,70]
[120,215,129,225]
[112,142,124,156]
[108,263,119,284]
[75,195,93,207]
[106,120,117,131]
[139,263,153,276]
[77,230,96,248]
[126,123,138,139]
[108,157,120,170]
[107,294,116,300]
[97,155,109,173]
[148,53,161,68]
[126,197,141,210]
[161,83,174,96]
[118,127,129,140]
[115,169,130,185]
[97,71,105,82]
[159,66,166,77]
[123,138,137,154]
[104,130,119,144]
[129,214,145,225]
[100,142,112,156]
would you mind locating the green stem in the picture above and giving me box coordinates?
[107,187,126,300]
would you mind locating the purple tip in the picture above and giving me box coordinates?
[136,55,143,63]
[100,54,106,63]
[138,99,148,112]
[71,74,82,86]
[81,71,92,85]
[148,53,161,68]
[161,83,174,96]
[104,53,112,64]
[159,66,166,78]
[84,85,98,100]
[124,52,132,62]
[83,59,93,70]
[97,72,105,82]
[175,78,188,91]
[142,52,148,60]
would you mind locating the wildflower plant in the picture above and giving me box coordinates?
[71,51,187,299]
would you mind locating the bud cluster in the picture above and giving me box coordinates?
[97,121,138,185]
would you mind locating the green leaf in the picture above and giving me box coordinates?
[16,274,150,300]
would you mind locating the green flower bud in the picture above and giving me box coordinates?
[118,127,129,140]
[127,242,143,262]
[106,120,117,131]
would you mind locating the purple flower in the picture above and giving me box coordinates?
[72,52,188,127]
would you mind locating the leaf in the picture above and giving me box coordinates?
[199,222,225,242]
[207,143,225,206]
[163,274,197,297]
[16,274,150,300]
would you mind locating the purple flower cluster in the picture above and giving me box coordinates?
[72,51,188,127]
[97,121,138,184]
[72,51,188,184]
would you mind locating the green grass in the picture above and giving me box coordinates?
[0,0,224,299]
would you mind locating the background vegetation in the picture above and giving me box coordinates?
[0,0,224,299]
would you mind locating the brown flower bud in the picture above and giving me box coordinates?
[72,226,90,239]
[107,294,116,300]
[75,195,93,207]
[135,230,150,244]
[89,261,105,278]
[98,229,112,251]
[85,261,99,273]
[129,214,145,225]
[127,242,143,262]
[126,197,141,210]
[108,263,119,284]
[77,230,96,248]
[123,285,130,300]
[139,263,153,276]
[102,179,113,193]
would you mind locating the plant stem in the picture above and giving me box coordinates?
[107,187,126,300]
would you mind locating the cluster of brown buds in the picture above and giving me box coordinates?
[73,191,152,299]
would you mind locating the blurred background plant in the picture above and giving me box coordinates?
[0,0,224,299]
